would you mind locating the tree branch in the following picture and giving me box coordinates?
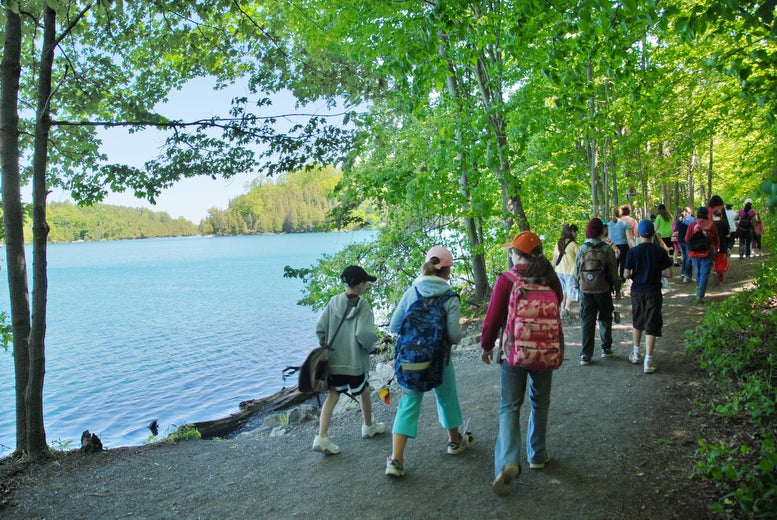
[50,112,351,128]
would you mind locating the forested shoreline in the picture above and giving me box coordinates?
[34,167,377,243]
[44,202,198,242]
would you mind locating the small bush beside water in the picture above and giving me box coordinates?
[685,260,777,518]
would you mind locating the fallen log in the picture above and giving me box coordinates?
[192,386,315,440]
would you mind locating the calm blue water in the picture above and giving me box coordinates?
[0,231,373,456]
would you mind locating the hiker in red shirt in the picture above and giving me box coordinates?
[684,207,720,304]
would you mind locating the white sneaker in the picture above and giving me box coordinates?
[312,435,340,455]
[629,350,641,364]
[492,463,521,496]
[644,358,656,374]
[362,422,386,438]
[385,457,405,477]
[447,431,475,455]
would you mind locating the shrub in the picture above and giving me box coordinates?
[685,261,777,517]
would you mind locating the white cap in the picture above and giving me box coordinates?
[744,198,752,204]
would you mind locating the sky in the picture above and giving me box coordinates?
[44,77,343,223]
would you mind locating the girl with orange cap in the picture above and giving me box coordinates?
[480,231,563,496]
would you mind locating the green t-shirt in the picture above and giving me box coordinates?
[655,214,673,239]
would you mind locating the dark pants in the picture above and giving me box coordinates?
[579,291,614,359]
[739,233,752,258]
[615,244,629,280]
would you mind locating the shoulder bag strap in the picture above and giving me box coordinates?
[326,296,359,350]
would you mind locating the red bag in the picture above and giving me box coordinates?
[713,252,729,277]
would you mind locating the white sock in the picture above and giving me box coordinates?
[633,345,640,353]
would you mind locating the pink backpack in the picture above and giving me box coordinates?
[500,271,564,370]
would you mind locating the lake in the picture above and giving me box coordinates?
[0,231,374,456]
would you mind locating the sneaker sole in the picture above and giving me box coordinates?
[493,464,521,496]
[529,456,551,469]
[362,428,386,439]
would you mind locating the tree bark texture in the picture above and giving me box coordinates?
[1,5,32,457]
[26,5,58,459]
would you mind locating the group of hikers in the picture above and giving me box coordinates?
[308,196,763,497]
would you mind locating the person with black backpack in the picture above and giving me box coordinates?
[736,198,757,259]
[385,246,473,478]
[684,207,720,304]
[573,218,621,365]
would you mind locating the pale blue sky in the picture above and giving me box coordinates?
[46,78,342,223]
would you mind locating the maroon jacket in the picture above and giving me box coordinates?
[685,218,720,258]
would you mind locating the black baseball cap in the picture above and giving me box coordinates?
[340,265,377,285]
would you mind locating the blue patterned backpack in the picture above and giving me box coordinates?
[394,288,458,392]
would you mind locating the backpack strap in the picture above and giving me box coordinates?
[326,296,360,349]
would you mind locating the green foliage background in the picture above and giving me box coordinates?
[685,253,777,516]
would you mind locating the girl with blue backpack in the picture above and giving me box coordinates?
[384,246,474,478]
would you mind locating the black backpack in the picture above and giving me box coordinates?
[737,213,753,238]
[688,227,711,252]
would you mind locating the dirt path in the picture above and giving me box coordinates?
[1,255,764,519]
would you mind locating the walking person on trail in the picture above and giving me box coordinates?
[623,220,674,374]
[312,266,386,455]
[654,204,674,254]
[736,198,758,259]
[753,211,764,256]
[385,246,473,478]
[725,204,738,253]
[684,207,720,305]
[480,231,563,496]
[573,218,621,365]
[677,206,696,283]
[608,209,630,282]
[619,205,639,247]
[552,223,579,320]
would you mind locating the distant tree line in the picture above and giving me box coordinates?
[38,167,378,243]
[45,202,198,242]
[199,166,378,235]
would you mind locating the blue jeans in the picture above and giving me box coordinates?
[494,363,552,476]
[392,361,463,438]
[691,256,713,299]
[680,243,693,279]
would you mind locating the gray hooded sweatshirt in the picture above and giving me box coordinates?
[316,293,376,377]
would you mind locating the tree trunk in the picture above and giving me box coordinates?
[473,57,527,233]
[26,5,57,460]
[438,33,489,301]
[1,6,32,457]
[688,150,697,209]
